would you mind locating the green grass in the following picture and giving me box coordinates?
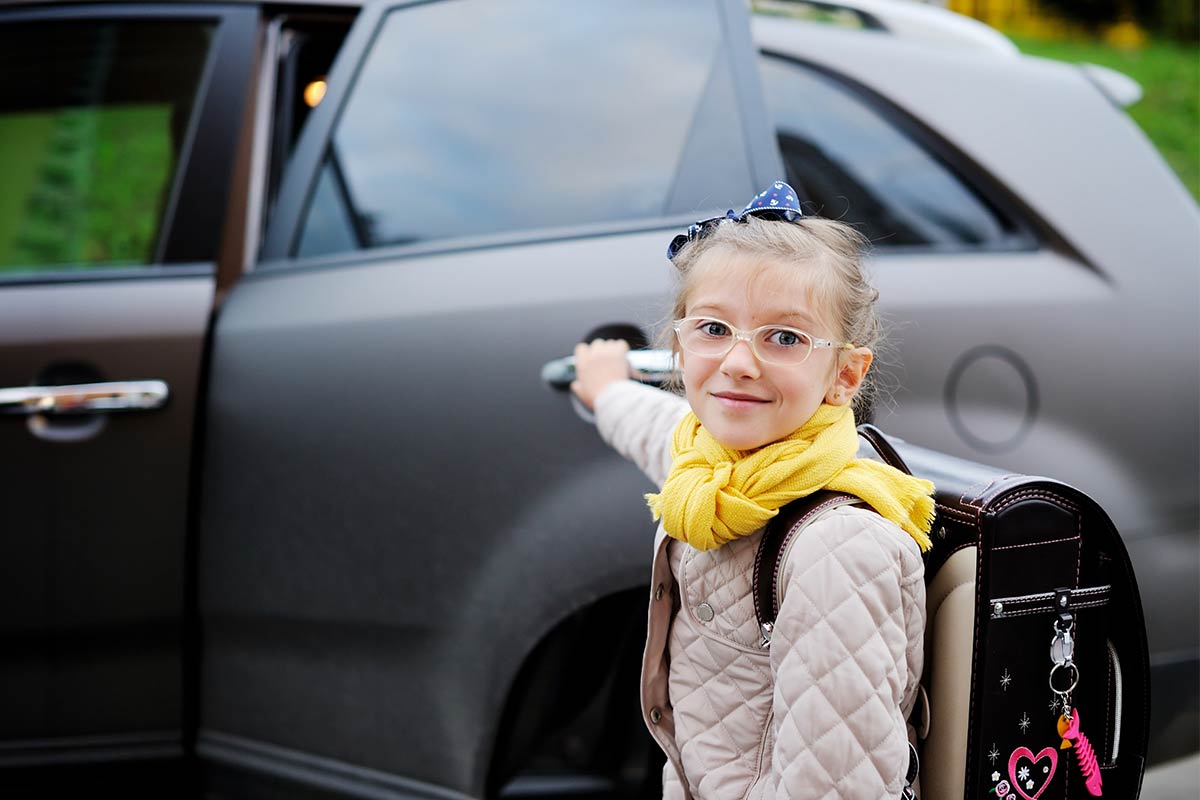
[88,105,173,263]
[1005,32,1200,202]
[0,114,56,266]
[0,105,173,272]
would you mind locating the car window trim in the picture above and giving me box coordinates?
[234,14,284,280]
[160,5,259,264]
[252,210,727,278]
[0,263,216,288]
[0,2,258,277]
[759,48,1055,256]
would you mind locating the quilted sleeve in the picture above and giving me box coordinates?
[593,380,689,488]
[761,507,926,799]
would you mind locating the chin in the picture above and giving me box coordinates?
[709,428,770,451]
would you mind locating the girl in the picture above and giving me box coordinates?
[571,182,934,799]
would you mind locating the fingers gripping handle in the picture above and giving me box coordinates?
[541,349,677,389]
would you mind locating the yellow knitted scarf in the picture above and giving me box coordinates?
[646,403,935,552]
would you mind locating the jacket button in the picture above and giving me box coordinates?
[649,707,662,724]
[654,583,664,601]
[696,603,714,622]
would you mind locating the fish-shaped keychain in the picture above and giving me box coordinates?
[1057,709,1103,796]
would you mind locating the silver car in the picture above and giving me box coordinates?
[0,0,1195,796]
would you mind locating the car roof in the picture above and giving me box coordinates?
[759,0,1019,56]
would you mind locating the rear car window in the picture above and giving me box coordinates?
[0,20,213,275]
[759,53,1020,249]
[296,0,752,257]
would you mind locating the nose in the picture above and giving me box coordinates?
[719,338,761,380]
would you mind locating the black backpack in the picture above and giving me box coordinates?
[753,425,1150,799]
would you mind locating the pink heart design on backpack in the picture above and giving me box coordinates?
[1008,746,1058,799]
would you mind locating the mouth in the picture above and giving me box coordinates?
[711,391,770,409]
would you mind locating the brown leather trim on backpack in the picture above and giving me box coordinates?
[856,422,914,474]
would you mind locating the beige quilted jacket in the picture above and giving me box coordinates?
[595,381,926,800]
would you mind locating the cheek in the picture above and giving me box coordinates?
[679,352,707,392]
[680,367,702,407]
[782,368,833,411]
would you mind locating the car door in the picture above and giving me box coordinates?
[195,0,780,797]
[0,3,255,792]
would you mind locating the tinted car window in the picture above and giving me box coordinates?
[0,21,213,274]
[297,0,751,257]
[759,54,1014,248]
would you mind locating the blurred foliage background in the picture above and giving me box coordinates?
[949,0,1197,43]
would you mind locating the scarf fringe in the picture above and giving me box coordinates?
[910,493,936,553]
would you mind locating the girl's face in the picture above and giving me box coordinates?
[679,252,869,451]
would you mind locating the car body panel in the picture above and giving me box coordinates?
[198,232,680,793]
[0,277,212,757]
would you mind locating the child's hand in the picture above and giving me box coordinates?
[571,339,632,410]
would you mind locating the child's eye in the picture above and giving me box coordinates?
[765,328,809,348]
[697,320,730,338]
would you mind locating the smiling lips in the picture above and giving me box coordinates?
[712,391,770,409]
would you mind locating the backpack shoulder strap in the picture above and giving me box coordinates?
[752,489,861,646]
[752,423,912,647]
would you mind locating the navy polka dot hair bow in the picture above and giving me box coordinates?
[667,180,803,262]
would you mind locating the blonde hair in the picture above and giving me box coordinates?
[665,215,884,419]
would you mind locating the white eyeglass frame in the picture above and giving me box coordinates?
[672,316,853,365]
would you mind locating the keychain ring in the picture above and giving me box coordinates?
[1050,630,1075,666]
[1049,662,1079,695]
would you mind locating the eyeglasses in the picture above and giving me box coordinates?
[673,316,852,366]
[666,206,803,262]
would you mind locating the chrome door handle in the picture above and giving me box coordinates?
[541,349,677,389]
[0,380,169,416]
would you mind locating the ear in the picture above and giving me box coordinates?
[825,347,873,405]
